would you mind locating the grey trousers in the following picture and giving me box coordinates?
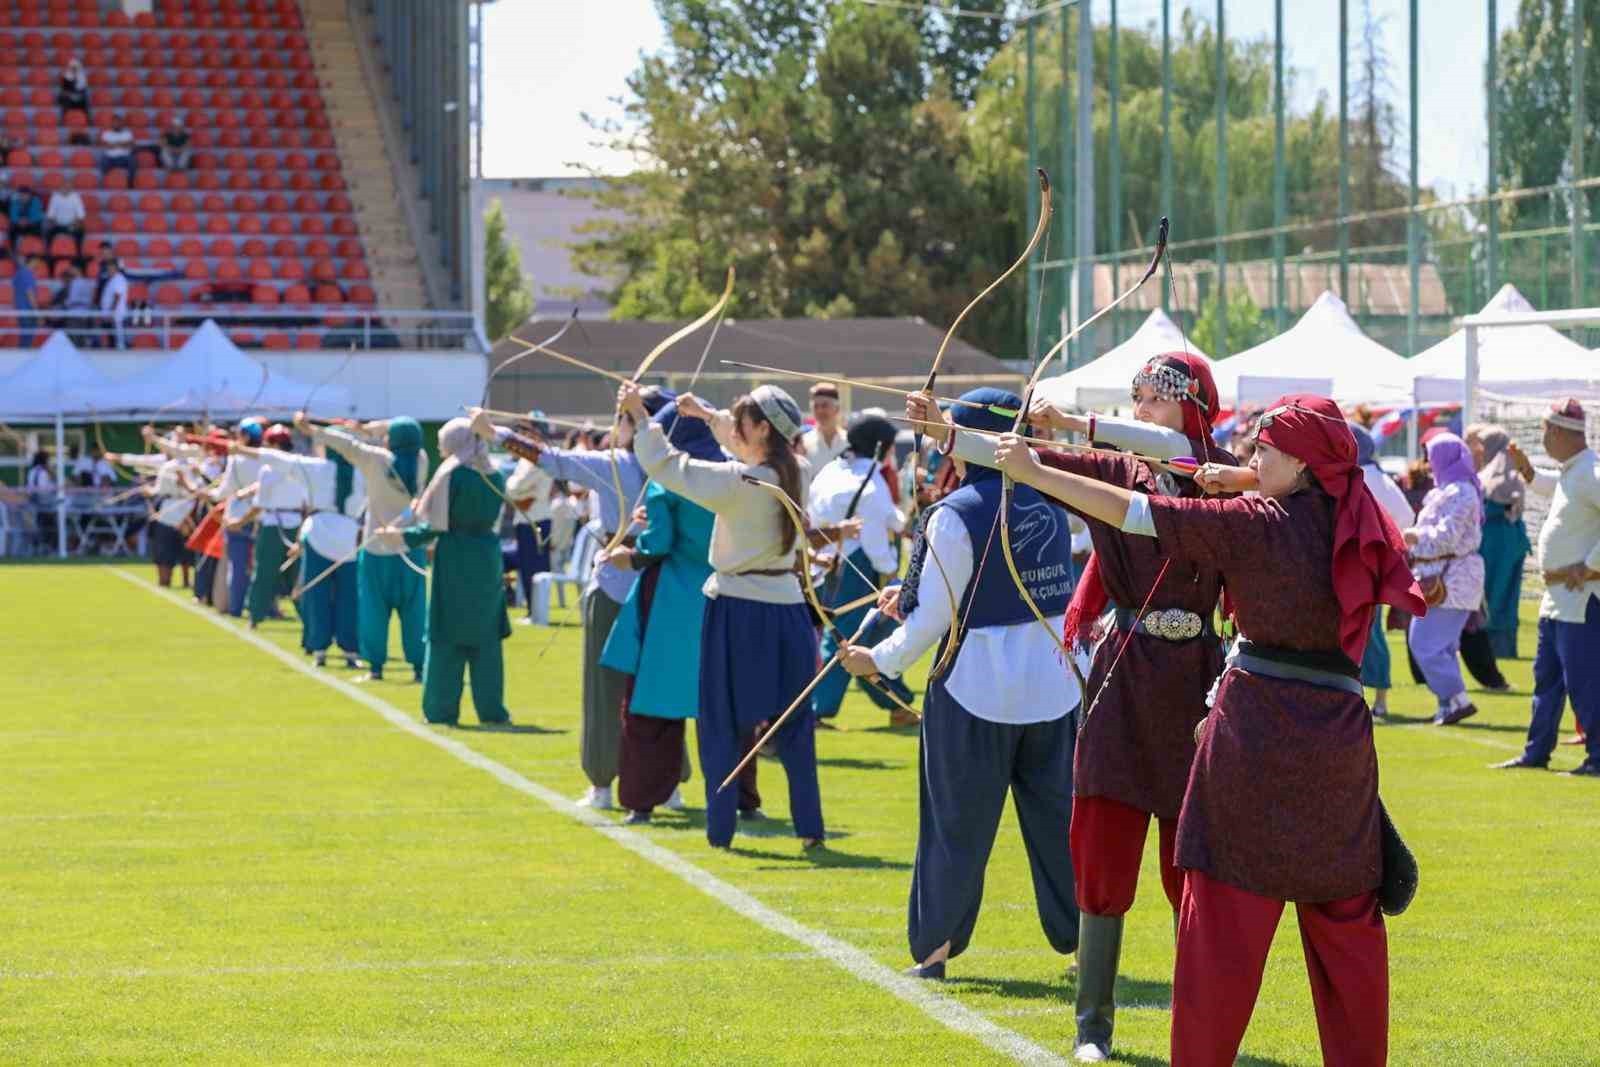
[581,587,626,788]
[908,682,1080,963]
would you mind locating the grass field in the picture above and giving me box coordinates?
[3,562,1598,1065]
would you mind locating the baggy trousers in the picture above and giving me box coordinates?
[581,587,627,788]
[908,683,1079,963]
[1070,793,1183,917]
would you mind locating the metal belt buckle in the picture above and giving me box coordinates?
[1142,607,1203,641]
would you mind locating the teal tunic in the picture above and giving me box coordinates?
[405,466,512,725]
[599,481,714,720]
[1481,499,1532,659]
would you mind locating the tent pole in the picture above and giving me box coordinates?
[1463,323,1479,428]
[55,412,66,559]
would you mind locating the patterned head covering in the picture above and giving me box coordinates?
[1545,397,1587,433]
[750,384,803,440]
[1131,352,1219,447]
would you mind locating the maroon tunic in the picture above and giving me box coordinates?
[1039,448,1231,820]
[1148,490,1382,902]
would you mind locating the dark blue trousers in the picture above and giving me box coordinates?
[908,680,1080,963]
[225,529,253,617]
[1521,600,1600,766]
[194,555,217,603]
[699,594,823,848]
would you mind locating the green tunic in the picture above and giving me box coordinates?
[404,466,512,646]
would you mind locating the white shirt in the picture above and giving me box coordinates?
[505,458,554,525]
[802,425,849,468]
[213,454,262,522]
[100,272,128,314]
[1528,448,1600,622]
[91,457,117,487]
[71,453,94,479]
[100,127,133,158]
[1362,464,1415,529]
[120,453,196,527]
[25,465,55,495]
[255,457,311,522]
[313,425,421,557]
[869,505,1080,725]
[46,190,84,226]
[807,455,904,577]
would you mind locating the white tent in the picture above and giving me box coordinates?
[0,331,117,418]
[1035,308,1210,410]
[109,320,353,416]
[1211,290,1414,407]
[1410,284,1600,403]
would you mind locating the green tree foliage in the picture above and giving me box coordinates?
[483,198,533,342]
[1191,287,1271,358]
[1496,0,1597,225]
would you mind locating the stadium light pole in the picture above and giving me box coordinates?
[1074,0,1095,368]
[1486,0,1498,295]
[1214,0,1227,359]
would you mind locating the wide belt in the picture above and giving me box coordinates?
[732,567,795,578]
[1226,640,1364,696]
[1112,605,1214,642]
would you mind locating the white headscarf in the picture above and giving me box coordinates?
[415,417,491,520]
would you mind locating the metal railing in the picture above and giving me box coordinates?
[0,307,482,350]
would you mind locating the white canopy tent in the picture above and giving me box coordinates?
[1035,309,1210,410]
[109,320,354,417]
[1410,284,1600,405]
[1210,290,1414,408]
[0,331,119,557]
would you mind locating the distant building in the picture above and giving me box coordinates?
[491,317,1022,420]
[480,177,616,317]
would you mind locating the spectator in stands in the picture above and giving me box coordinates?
[45,187,87,256]
[0,130,18,164]
[160,115,192,171]
[8,184,44,239]
[98,115,135,181]
[57,57,90,123]
[70,445,95,488]
[60,265,97,342]
[13,255,41,348]
[100,257,129,350]
[90,446,118,488]
[26,451,57,551]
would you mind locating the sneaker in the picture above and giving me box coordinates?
[664,787,686,812]
[622,810,652,825]
[575,785,613,810]
[344,656,360,670]
[738,807,766,821]
[1371,705,1389,722]
[1561,733,1587,745]
[1490,756,1547,770]
[1561,761,1600,778]
[1433,702,1478,726]
[314,651,327,668]
[517,616,535,626]
[354,669,383,684]
[904,960,945,981]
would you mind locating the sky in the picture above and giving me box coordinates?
[483,0,1514,197]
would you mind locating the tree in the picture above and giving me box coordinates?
[1191,287,1270,359]
[483,198,533,342]
[1496,0,1598,224]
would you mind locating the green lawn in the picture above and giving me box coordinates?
[2,563,1596,1065]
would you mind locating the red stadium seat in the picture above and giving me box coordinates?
[309,259,335,283]
[154,282,185,306]
[214,259,242,281]
[307,238,334,259]
[200,193,226,213]
[183,260,208,280]
[72,170,98,191]
[277,258,305,281]
[68,149,94,168]
[225,173,252,191]
[109,210,136,231]
[251,284,279,305]
[16,235,46,258]
[48,233,77,258]
[294,332,320,350]
[237,215,263,235]
[262,332,291,350]
[282,283,310,305]
[147,237,173,256]
[102,169,129,190]
[328,217,355,237]
[231,330,258,347]
[139,214,166,234]
[241,238,269,258]
[247,129,275,149]
[207,237,236,257]
[299,214,326,236]
[114,237,140,258]
[194,172,221,191]
[170,192,197,213]
[130,333,160,350]
[266,215,293,236]
[162,171,191,191]
[232,193,259,213]
[314,283,344,304]
[247,260,273,281]
[133,165,160,187]
[36,149,63,167]
[40,172,65,193]
[174,214,200,234]
[263,193,289,213]
[203,215,229,235]
[177,238,203,257]
[51,259,76,280]
[271,237,297,258]
[136,193,163,214]
[5,149,31,168]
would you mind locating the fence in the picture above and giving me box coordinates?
[0,307,482,351]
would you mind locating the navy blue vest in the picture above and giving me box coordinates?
[941,475,1076,630]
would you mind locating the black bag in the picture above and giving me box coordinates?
[1377,800,1418,916]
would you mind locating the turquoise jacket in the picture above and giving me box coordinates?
[599,481,715,720]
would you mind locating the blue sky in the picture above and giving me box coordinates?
[483,0,1512,198]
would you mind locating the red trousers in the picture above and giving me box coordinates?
[1171,869,1388,1067]
[1069,794,1182,916]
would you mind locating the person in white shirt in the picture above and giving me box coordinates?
[108,444,201,588]
[807,412,915,725]
[1349,422,1413,720]
[838,387,1081,982]
[231,424,306,627]
[211,419,266,617]
[44,188,85,252]
[97,114,134,181]
[99,259,129,350]
[505,411,557,623]
[1495,398,1600,776]
[25,451,58,553]
[69,445,94,487]
[800,381,849,467]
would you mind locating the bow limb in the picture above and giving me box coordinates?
[602,267,736,554]
[483,308,580,408]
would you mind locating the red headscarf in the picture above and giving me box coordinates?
[263,423,293,449]
[1063,352,1222,644]
[1256,394,1426,663]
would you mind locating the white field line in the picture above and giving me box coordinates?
[110,569,1068,1067]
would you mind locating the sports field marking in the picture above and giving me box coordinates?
[110,569,1069,1067]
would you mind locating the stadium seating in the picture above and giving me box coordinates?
[0,0,378,348]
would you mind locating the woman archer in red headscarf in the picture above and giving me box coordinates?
[994,394,1425,1067]
[915,350,1232,1062]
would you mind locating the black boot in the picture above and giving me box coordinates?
[1073,913,1124,1063]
